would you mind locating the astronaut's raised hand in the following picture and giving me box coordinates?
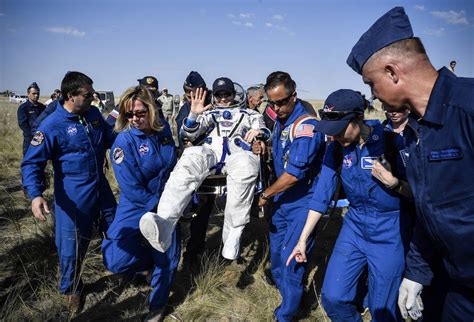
[245,129,263,143]
[190,87,211,114]
[31,196,51,221]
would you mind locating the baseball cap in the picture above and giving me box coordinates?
[212,77,235,94]
[315,89,365,136]
[137,76,158,90]
[347,7,414,74]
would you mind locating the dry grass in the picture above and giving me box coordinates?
[0,96,377,321]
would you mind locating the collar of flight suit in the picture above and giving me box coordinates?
[56,102,90,120]
[421,67,456,126]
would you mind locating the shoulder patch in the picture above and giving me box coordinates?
[31,131,45,146]
[113,147,124,164]
[294,123,315,138]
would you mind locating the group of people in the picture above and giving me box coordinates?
[18,6,473,322]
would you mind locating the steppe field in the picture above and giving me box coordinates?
[0,96,381,321]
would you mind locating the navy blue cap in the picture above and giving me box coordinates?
[137,76,158,89]
[28,82,40,91]
[184,71,206,88]
[347,7,414,74]
[212,77,235,94]
[315,89,365,136]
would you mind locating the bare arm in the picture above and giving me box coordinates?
[286,210,323,265]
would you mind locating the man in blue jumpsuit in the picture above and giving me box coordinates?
[347,6,474,320]
[102,86,179,319]
[21,71,116,312]
[17,82,46,155]
[255,71,325,322]
[288,89,411,321]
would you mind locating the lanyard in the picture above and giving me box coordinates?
[79,115,89,134]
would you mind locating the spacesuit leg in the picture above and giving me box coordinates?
[221,151,259,260]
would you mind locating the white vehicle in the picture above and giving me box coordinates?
[9,94,27,103]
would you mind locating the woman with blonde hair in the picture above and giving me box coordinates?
[102,85,179,321]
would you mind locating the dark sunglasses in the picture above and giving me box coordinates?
[267,92,295,107]
[80,92,94,99]
[125,109,148,119]
[215,92,234,100]
[318,109,363,120]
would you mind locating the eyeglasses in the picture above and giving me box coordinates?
[318,109,363,120]
[215,92,233,100]
[125,109,148,119]
[80,92,94,100]
[267,92,295,107]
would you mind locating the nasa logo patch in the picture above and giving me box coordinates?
[343,155,353,168]
[67,125,77,136]
[139,143,149,156]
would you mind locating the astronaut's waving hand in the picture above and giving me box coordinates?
[190,87,212,114]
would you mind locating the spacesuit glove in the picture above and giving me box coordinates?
[398,278,423,320]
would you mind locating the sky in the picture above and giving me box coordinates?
[1,0,473,100]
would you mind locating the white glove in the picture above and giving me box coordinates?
[398,278,424,320]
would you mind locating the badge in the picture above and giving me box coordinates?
[429,148,463,161]
[30,131,44,146]
[343,155,353,169]
[221,121,233,127]
[139,143,149,156]
[91,120,101,128]
[399,149,409,167]
[146,77,154,85]
[67,125,77,136]
[113,147,124,164]
[371,134,379,141]
[361,156,378,169]
[281,130,289,139]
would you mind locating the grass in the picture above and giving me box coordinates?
[0,96,381,321]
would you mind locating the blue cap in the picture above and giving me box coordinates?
[184,71,206,88]
[347,7,414,74]
[212,77,235,94]
[315,89,365,136]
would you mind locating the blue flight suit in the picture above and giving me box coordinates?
[310,122,408,321]
[102,125,180,311]
[21,103,117,295]
[270,101,325,322]
[17,100,46,155]
[403,68,474,320]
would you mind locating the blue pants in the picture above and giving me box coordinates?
[102,228,181,311]
[321,208,405,322]
[270,200,314,322]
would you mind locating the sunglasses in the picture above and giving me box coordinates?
[267,92,295,107]
[125,109,148,119]
[318,109,363,120]
[80,92,94,99]
[215,92,234,100]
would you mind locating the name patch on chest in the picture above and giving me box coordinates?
[361,156,378,170]
[429,148,463,161]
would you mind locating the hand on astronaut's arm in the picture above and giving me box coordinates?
[190,87,211,115]
[286,209,322,266]
[398,278,424,320]
[244,129,263,143]
[372,158,413,198]
[31,196,51,221]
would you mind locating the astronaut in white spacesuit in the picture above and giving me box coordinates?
[140,77,271,260]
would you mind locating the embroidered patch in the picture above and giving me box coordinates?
[91,120,101,128]
[139,143,149,156]
[113,147,124,164]
[371,134,379,141]
[30,131,44,146]
[343,155,353,169]
[66,125,77,136]
[399,149,409,167]
[295,124,314,138]
[429,148,463,161]
[361,156,378,170]
[221,121,234,127]
[281,130,289,139]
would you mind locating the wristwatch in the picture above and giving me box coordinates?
[261,192,271,200]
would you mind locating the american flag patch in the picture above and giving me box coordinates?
[109,109,119,119]
[295,124,314,138]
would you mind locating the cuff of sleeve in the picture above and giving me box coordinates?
[309,201,328,215]
[285,164,305,180]
[183,117,200,132]
[28,189,43,201]
[260,128,271,141]
[146,196,159,212]
[404,270,432,286]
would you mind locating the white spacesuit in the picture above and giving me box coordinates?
[140,78,270,260]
